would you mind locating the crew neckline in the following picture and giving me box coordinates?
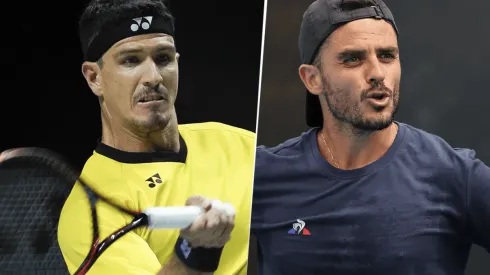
[95,134,188,164]
[309,121,407,179]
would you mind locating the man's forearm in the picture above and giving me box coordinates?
[157,253,213,275]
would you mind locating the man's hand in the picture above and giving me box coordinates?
[180,196,235,248]
[157,196,235,275]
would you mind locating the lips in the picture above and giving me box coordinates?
[366,90,390,100]
[137,94,164,103]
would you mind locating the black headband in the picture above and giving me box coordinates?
[81,15,175,62]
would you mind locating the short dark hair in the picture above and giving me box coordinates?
[312,0,377,68]
[79,0,174,65]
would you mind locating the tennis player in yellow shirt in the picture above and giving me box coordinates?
[57,0,256,274]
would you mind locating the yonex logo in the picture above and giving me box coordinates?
[131,16,153,32]
[145,173,162,188]
[287,219,311,235]
[180,239,192,258]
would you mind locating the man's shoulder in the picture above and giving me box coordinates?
[256,128,316,158]
[178,122,256,158]
[254,129,316,178]
[400,123,483,184]
[401,122,476,160]
[178,122,255,142]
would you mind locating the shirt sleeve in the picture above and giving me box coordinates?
[57,183,162,275]
[465,150,490,251]
[251,146,268,234]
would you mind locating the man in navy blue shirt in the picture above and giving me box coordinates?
[251,0,490,274]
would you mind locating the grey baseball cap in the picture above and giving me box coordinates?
[300,0,399,127]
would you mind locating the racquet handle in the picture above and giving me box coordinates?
[211,200,236,216]
[144,200,236,229]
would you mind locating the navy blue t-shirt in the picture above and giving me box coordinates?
[251,122,490,275]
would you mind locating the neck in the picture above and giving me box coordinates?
[100,113,180,153]
[318,118,398,170]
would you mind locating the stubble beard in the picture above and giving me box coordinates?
[321,74,399,136]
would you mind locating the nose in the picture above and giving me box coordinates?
[365,57,385,85]
[141,59,163,88]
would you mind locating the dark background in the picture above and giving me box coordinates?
[6,0,264,169]
[248,0,490,274]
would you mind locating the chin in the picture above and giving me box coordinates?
[353,112,394,131]
[132,112,173,132]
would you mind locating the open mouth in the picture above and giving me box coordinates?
[138,95,164,103]
[367,92,389,100]
[365,91,391,108]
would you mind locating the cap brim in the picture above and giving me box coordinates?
[305,90,323,127]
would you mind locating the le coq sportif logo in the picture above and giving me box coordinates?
[131,16,153,32]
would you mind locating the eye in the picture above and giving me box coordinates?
[343,56,360,63]
[155,54,171,65]
[342,56,362,67]
[379,53,396,62]
[122,56,140,66]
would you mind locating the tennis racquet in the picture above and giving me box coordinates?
[0,147,234,275]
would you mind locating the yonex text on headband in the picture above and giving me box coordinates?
[80,15,175,62]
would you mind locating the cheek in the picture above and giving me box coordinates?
[329,76,364,100]
[161,64,179,89]
[386,64,402,90]
[102,74,134,109]
[329,68,364,89]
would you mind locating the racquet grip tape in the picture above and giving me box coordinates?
[174,237,224,272]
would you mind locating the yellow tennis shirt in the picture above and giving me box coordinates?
[57,122,256,275]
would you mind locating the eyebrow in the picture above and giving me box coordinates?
[336,46,399,59]
[115,44,176,58]
[337,49,366,60]
[377,47,399,55]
